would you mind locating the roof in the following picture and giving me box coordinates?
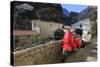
[13,30,39,36]
[16,3,34,11]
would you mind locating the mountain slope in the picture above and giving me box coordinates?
[62,8,69,16]
[79,6,97,20]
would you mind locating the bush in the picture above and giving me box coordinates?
[91,21,97,38]
[54,28,64,40]
[31,35,49,44]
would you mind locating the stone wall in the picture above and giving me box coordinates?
[13,40,62,66]
[12,39,97,66]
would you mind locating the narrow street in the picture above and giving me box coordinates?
[64,39,97,62]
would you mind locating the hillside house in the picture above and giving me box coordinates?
[31,20,63,37]
[13,30,39,51]
[72,18,91,37]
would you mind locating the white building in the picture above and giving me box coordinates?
[31,20,40,34]
[72,18,91,37]
[31,20,63,37]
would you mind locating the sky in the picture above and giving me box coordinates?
[61,4,88,13]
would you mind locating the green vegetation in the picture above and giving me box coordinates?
[32,35,49,44]
[54,28,64,40]
[90,10,97,39]
[14,35,54,51]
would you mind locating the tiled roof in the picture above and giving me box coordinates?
[13,30,39,36]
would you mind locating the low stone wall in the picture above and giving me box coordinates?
[13,40,62,66]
